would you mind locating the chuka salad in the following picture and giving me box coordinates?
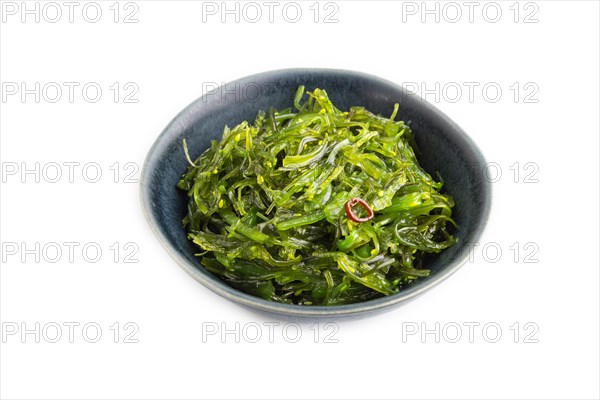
[177,86,458,305]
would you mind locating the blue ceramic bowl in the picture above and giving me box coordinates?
[140,69,491,318]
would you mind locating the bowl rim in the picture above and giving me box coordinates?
[140,68,491,318]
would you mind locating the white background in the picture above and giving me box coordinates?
[1,1,599,399]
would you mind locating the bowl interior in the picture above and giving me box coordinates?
[141,69,490,317]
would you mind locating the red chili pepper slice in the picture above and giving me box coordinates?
[344,198,374,223]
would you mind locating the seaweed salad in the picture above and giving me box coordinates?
[177,86,457,305]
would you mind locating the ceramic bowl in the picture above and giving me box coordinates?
[140,68,491,317]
